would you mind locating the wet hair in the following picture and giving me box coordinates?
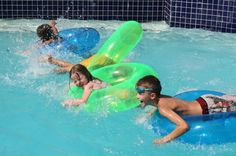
[136,75,162,96]
[69,64,94,82]
[36,24,57,42]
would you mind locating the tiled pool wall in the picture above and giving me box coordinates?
[165,0,236,33]
[1,0,236,33]
[0,0,164,21]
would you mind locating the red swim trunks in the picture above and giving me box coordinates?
[196,94,236,114]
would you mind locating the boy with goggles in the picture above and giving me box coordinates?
[135,75,236,145]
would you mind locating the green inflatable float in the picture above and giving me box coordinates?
[87,21,143,70]
[69,63,157,112]
[68,21,157,112]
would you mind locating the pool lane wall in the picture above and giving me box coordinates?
[0,0,236,33]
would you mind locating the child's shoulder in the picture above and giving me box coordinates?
[158,95,178,106]
[90,79,107,89]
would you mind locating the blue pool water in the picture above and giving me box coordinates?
[1,19,236,156]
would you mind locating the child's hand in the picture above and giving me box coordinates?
[63,99,77,107]
[63,99,84,107]
[49,20,56,27]
[153,139,164,145]
[153,137,169,145]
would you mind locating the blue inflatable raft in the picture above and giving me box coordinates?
[152,90,236,145]
[46,27,100,57]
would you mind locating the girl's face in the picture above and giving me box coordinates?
[71,72,88,87]
[136,85,155,107]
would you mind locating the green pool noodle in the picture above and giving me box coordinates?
[87,21,143,70]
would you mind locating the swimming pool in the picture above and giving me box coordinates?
[1,19,236,156]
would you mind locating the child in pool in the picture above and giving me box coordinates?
[63,64,108,106]
[135,75,236,145]
[22,20,60,55]
[36,20,61,44]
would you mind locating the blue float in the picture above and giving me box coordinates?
[152,90,236,145]
[46,27,100,57]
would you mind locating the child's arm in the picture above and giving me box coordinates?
[49,20,59,36]
[153,106,189,144]
[63,83,93,106]
[52,67,71,73]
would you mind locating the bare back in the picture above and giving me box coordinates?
[85,79,108,91]
[158,95,202,116]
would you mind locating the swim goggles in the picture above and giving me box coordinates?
[135,87,154,94]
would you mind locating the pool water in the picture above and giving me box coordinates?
[1,19,236,156]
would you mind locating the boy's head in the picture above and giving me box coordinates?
[36,24,55,42]
[136,75,162,107]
